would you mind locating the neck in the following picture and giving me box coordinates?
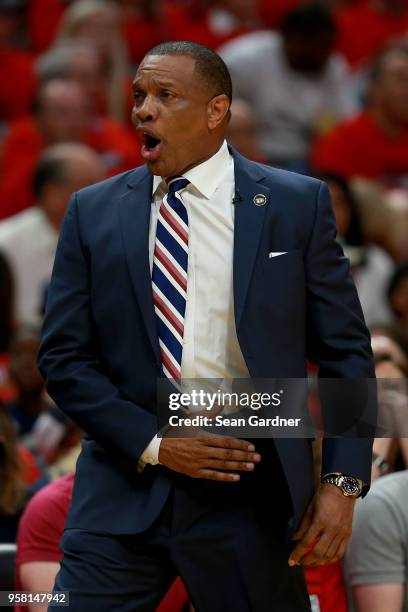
[174,140,225,178]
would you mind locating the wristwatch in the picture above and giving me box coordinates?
[322,472,364,497]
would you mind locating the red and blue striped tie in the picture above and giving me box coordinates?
[152,177,190,381]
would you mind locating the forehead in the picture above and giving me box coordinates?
[133,54,197,87]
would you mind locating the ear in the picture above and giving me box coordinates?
[207,94,230,130]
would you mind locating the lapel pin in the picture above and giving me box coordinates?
[253,193,267,206]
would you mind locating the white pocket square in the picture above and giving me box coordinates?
[268,251,288,258]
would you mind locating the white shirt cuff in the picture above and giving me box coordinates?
[137,435,162,472]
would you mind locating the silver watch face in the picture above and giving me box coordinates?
[341,476,360,495]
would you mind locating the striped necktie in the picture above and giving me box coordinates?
[152,177,190,381]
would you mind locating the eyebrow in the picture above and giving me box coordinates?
[132,77,180,90]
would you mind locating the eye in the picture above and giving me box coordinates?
[160,90,175,99]
[133,90,145,104]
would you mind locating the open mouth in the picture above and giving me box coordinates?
[144,133,161,151]
[141,132,162,162]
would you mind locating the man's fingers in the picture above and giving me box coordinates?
[200,436,256,452]
[322,532,344,563]
[299,526,352,566]
[331,536,350,564]
[206,446,261,464]
[198,469,240,482]
[288,524,323,566]
[299,532,335,566]
[206,459,256,472]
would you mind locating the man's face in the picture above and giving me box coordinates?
[38,82,90,144]
[70,49,106,109]
[132,54,215,177]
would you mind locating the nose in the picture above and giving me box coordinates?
[135,94,158,122]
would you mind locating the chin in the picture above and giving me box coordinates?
[147,160,174,178]
[146,160,163,175]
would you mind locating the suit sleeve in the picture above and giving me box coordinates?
[38,193,158,472]
[304,181,376,489]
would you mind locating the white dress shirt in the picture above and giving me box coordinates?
[140,140,250,467]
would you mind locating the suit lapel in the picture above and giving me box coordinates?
[232,149,270,329]
[118,167,162,368]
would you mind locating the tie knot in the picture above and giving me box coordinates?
[166,177,190,195]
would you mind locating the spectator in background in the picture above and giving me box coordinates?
[335,0,408,70]
[36,41,109,120]
[226,99,266,162]
[0,0,37,125]
[220,2,355,171]
[5,327,81,471]
[56,0,129,123]
[0,143,103,324]
[15,474,75,612]
[0,78,139,219]
[15,474,189,612]
[345,470,408,612]
[320,173,394,326]
[312,45,408,186]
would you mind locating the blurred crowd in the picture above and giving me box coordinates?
[1,1,408,611]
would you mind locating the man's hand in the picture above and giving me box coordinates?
[288,483,356,567]
[158,433,261,482]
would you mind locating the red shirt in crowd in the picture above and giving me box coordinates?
[121,16,163,66]
[335,1,408,69]
[304,563,348,612]
[27,0,65,55]
[15,474,188,612]
[0,116,142,220]
[311,110,408,185]
[0,47,37,121]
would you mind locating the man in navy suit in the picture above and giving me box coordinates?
[39,41,375,611]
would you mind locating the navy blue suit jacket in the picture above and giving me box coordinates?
[38,147,375,535]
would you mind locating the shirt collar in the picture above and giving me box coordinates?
[152,140,231,199]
